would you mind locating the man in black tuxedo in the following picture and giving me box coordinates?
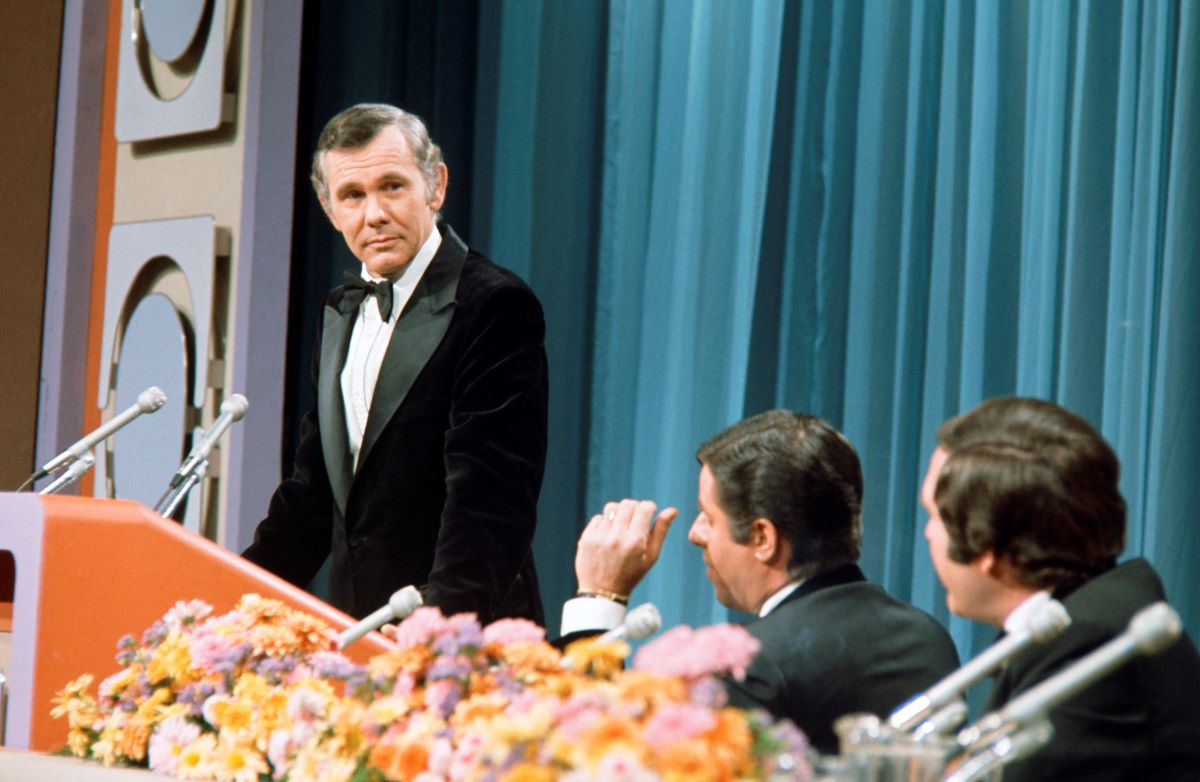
[922,397,1200,780]
[563,410,959,753]
[243,104,547,624]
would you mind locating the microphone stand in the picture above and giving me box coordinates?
[37,451,96,496]
[154,458,209,520]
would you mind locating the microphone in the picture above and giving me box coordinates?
[33,386,166,480]
[37,451,95,495]
[956,601,1182,752]
[169,394,249,488]
[890,593,1070,732]
[595,603,662,645]
[338,586,423,649]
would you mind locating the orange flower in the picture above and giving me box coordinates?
[368,645,435,679]
[451,693,509,727]
[367,737,429,781]
[614,671,687,706]
[117,717,150,761]
[659,737,729,782]
[580,714,647,763]
[495,641,564,674]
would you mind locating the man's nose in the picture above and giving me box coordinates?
[365,193,388,224]
[687,517,706,546]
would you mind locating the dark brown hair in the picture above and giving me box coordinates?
[935,397,1124,592]
[697,410,863,578]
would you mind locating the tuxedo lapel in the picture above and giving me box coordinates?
[358,226,468,472]
[318,299,355,514]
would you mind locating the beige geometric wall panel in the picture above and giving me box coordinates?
[97,216,231,535]
[115,0,231,142]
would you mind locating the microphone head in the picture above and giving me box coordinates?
[624,603,662,641]
[137,386,168,413]
[221,393,250,421]
[1128,602,1182,656]
[1026,598,1071,643]
[388,585,423,620]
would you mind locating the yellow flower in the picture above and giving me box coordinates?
[51,674,98,728]
[147,631,193,684]
[66,727,92,757]
[210,734,269,782]
[498,762,556,782]
[176,733,218,780]
[118,716,151,761]
[206,696,255,734]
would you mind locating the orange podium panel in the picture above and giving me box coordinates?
[0,493,394,751]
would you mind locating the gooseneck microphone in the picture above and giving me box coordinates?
[595,603,663,645]
[956,601,1182,754]
[338,586,423,649]
[889,593,1071,733]
[28,386,167,485]
[169,394,249,489]
[154,394,248,518]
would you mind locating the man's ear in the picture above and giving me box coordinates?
[749,518,781,564]
[318,194,338,229]
[428,162,449,212]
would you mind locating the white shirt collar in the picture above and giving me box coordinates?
[359,225,443,317]
[1003,590,1053,636]
[759,579,805,618]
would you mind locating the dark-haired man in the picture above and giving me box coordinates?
[565,410,959,753]
[244,103,548,624]
[922,397,1200,780]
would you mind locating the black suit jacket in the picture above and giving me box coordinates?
[725,564,960,754]
[244,225,548,623]
[986,559,1200,781]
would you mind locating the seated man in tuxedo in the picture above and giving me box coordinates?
[921,397,1200,780]
[244,103,548,624]
[564,410,959,753]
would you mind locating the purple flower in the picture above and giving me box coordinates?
[309,651,363,680]
[427,654,472,681]
[141,620,169,647]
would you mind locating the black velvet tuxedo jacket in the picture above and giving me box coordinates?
[244,225,548,624]
[985,559,1200,781]
[724,564,960,755]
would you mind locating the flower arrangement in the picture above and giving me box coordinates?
[52,595,812,781]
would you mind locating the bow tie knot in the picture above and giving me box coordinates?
[341,270,395,321]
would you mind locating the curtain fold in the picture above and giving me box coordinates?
[583,0,1200,659]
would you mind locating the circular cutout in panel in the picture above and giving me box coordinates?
[134,0,214,101]
[139,0,207,63]
[109,292,189,510]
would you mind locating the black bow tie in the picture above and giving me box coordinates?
[341,270,394,321]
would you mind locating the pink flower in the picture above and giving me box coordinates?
[162,600,213,630]
[188,632,237,674]
[147,715,201,775]
[390,607,451,649]
[643,702,717,747]
[633,623,761,681]
[482,617,546,646]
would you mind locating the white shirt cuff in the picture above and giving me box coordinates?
[560,596,627,635]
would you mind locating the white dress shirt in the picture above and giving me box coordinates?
[340,228,442,468]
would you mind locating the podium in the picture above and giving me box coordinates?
[0,493,393,752]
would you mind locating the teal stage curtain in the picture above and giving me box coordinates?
[482,0,1200,658]
[289,0,1199,666]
